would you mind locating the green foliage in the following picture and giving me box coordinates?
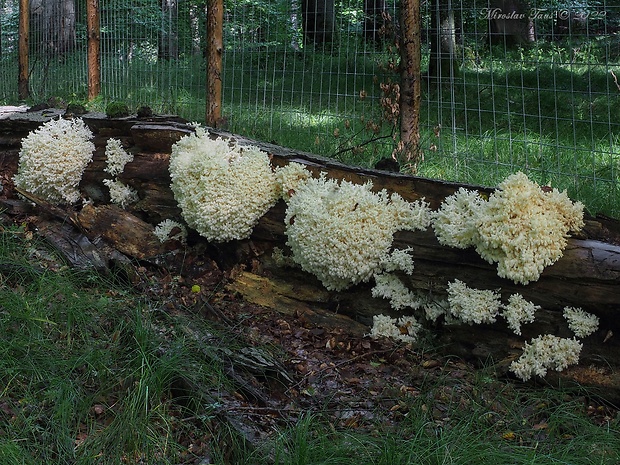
[0,226,221,464]
[243,382,620,465]
[105,100,130,118]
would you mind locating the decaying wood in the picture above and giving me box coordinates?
[226,270,369,338]
[76,203,163,260]
[1,109,620,399]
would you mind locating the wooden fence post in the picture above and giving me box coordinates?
[87,0,101,100]
[18,0,29,100]
[206,0,224,127]
[398,0,422,172]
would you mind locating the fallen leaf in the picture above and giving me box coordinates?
[532,421,548,430]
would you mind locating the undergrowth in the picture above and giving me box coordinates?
[246,385,620,465]
[0,225,222,464]
[0,224,618,464]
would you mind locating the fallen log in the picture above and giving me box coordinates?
[1,109,620,399]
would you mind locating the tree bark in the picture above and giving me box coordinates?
[397,0,422,172]
[159,0,179,60]
[30,0,76,56]
[427,0,459,79]
[18,0,29,99]
[206,0,224,127]
[86,0,100,100]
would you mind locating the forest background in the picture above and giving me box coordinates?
[0,0,619,217]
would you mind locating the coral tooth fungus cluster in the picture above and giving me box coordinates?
[14,118,94,204]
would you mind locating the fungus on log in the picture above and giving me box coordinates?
[1,108,620,400]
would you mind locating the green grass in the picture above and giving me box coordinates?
[0,35,618,217]
[224,38,619,217]
[0,225,223,464]
[243,384,620,465]
[0,223,619,464]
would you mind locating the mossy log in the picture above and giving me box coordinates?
[1,108,620,399]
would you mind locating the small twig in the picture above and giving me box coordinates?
[331,133,395,158]
[285,348,394,395]
[611,70,620,93]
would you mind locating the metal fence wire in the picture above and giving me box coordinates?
[0,0,618,218]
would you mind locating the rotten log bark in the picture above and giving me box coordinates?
[1,110,620,399]
[1,111,618,311]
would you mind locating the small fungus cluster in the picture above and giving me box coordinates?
[102,138,139,208]
[154,219,187,243]
[509,335,583,381]
[369,314,421,344]
[441,279,598,380]
[14,118,95,204]
[432,172,584,284]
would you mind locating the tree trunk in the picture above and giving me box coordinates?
[159,0,179,60]
[30,0,76,56]
[290,0,302,52]
[397,0,422,172]
[301,0,335,45]
[189,3,205,56]
[206,0,224,127]
[487,0,535,47]
[0,2,3,59]
[18,0,29,99]
[86,0,100,100]
[427,0,459,79]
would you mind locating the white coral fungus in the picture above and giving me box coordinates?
[104,138,134,176]
[154,219,187,243]
[369,314,421,343]
[501,294,539,335]
[284,174,430,291]
[275,162,312,200]
[372,273,423,311]
[432,187,483,249]
[424,299,448,322]
[432,172,584,284]
[14,118,94,204]
[509,335,582,381]
[169,126,278,242]
[563,306,599,338]
[103,179,139,208]
[446,279,501,325]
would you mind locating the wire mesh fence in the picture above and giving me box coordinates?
[0,0,618,217]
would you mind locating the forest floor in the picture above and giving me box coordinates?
[1,207,619,464]
[138,253,620,463]
[0,168,618,463]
